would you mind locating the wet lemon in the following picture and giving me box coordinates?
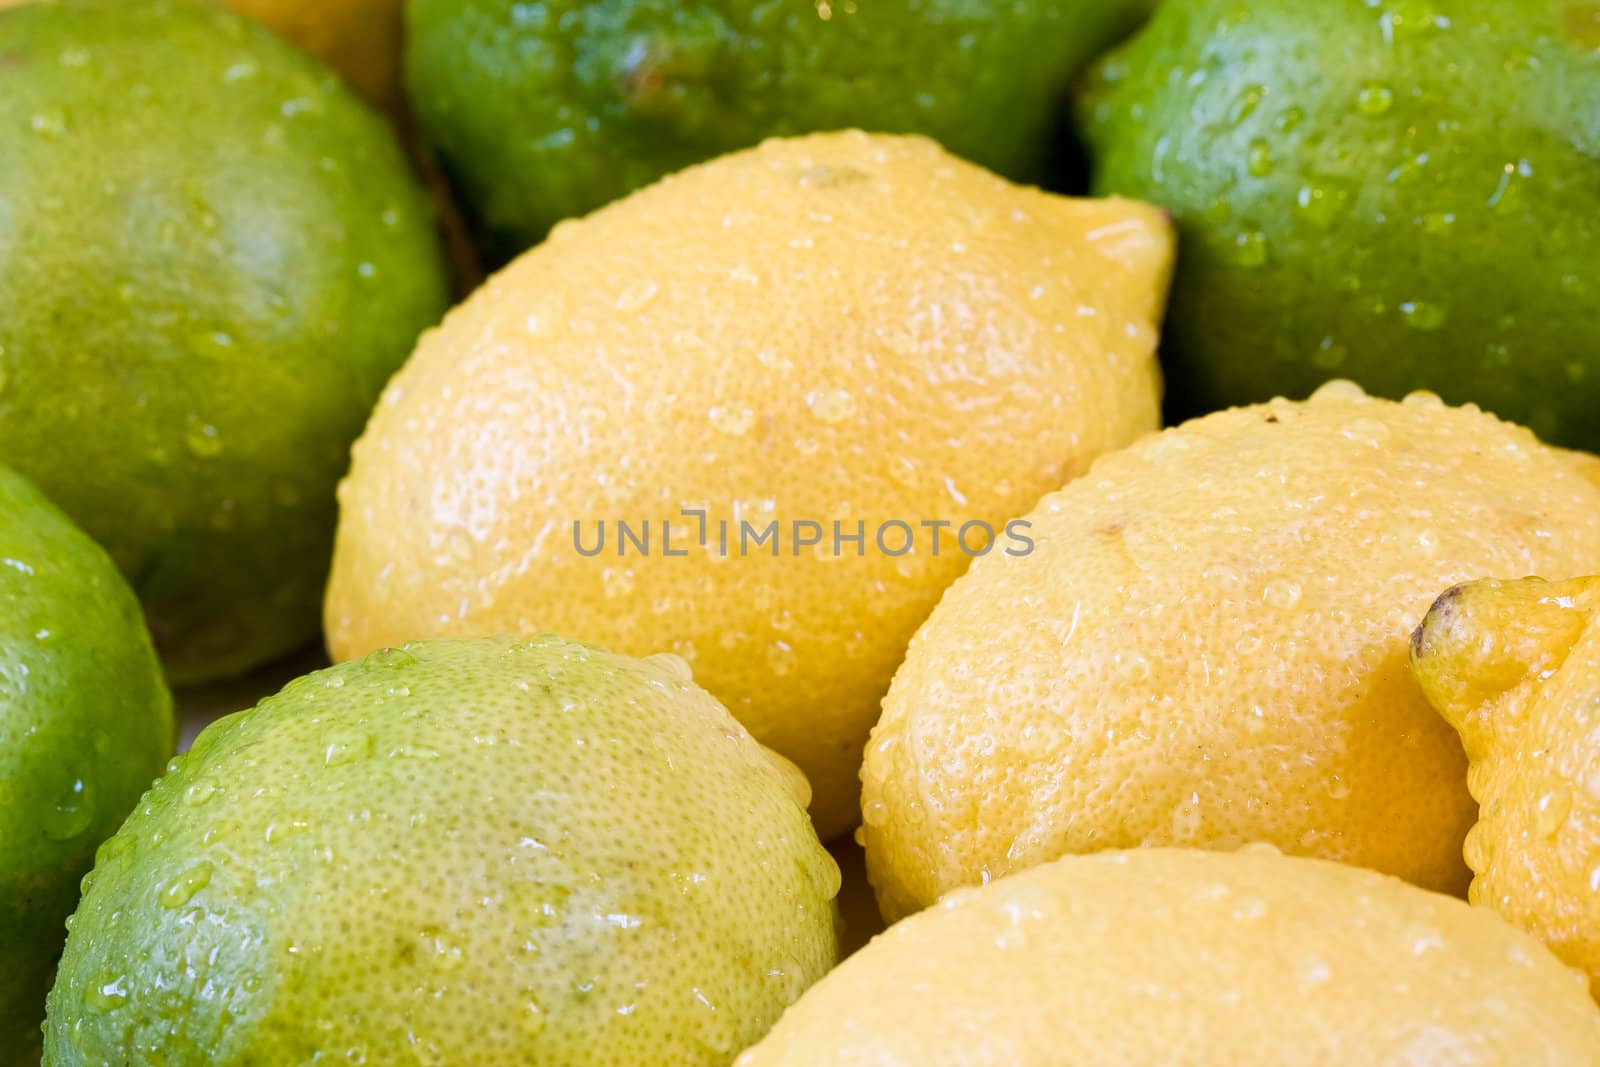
[1413,574,1600,998]
[738,847,1600,1065]
[865,382,1600,919]
[45,636,838,1064]
[326,131,1172,839]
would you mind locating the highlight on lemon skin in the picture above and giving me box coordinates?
[863,381,1600,920]
[736,846,1600,1065]
[325,129,1174,842]
[1412,574,1600,998]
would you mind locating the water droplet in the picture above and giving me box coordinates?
[1463,825,1493,871]
[1406,922,1446,955]
[184,416,224,458]
[1232,897,1267,921]
[887,455,919,487]
[1534,788,1572,837]
[43,777,95,841]
[615,280,659,312]
[1170,794,1202,839]
[420,929,465,970]
[183,781,217,807]
[1420,211,1455,234]
[1245,139,1274,177]
[30,107,67,138]
[1339,416,1393,447]
[389,744,441,761]
[708,403,755,436]
[805,387,856,424]
[1114,649,1151,683]
[767,641,796,677]
[1295,182,1352,229]
[1312,379,1369,402]
[83,975,128,1013]
[1312,337,1347,370]
[1275,106,1304,133]
[1326,775,1352,800]
[1355,82,1394,115]
[264,819,310,844]
[1230,84,1266,124]
[1262,579,1303,609]
[521,1000,546,1037]
[1017,719,1066,759]
[1228,230,1268,267]
[644,652,693,681]
[323,729,373,767]
[158,862,214,909]
[1297,954,1332,984]
[602,568,635,598]
[1399,300,1447,331]
[368,648,417,670]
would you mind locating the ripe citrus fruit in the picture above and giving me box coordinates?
[1413,574,1600,998]
[407,0,1153,257]
[864,382,1600,919]
[325,131,1172,840]
[0,465,173,1065]
[45,636,839,1064]
[1077,0,1600,448]
[0,0,404,109]
[223,0,405,110]
[737,847,1600,1065]
[0,0,449,683]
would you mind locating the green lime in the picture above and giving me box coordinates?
[0,465,174,1066]
[1079,0,1600,445]
[46,637,839,1064]
[407,0,1150,259]
[0,0,450,683]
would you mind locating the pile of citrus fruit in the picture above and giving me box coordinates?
[2,0,1598,1063]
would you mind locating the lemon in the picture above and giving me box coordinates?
[325,131,1173,839]
[1413,574,1600,998]
[864,382,1600,919]
[44,637,839,1064]
[737,847,1600,1065]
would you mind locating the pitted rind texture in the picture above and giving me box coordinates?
[1412,574,1600,999]
[326,130,1172,839]
[0,0,449,683]
[866,384,1600,919]
[738,848,1600,1065]
[45,636,839,1065]
[0,465,173,1066]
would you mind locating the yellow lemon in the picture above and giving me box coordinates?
[326,131,1172,839]
[737,847,1600,1066]
[865,382,1600,918]
[1413,574,1600,998]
